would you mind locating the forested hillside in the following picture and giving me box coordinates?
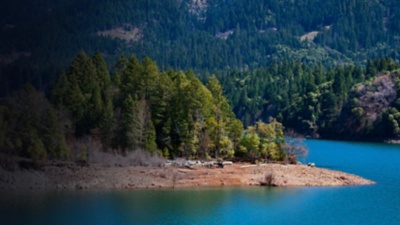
[2,52,399,166]
[220,58,400,140]
[2,0,400,96]
[2,0,400,150]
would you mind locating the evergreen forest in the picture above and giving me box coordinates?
[2,0,400,163]
[0,52,288,164]
[3,0,400,95]
[219,58,400,140]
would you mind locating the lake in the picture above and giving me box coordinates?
[1,139,400,225]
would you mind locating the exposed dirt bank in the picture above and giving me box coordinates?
[0,161,375,190]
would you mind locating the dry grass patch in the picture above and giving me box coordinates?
[97,26,142,42]
[300,31,319,42]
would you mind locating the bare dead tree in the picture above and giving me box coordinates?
[131,99,152,151]
[284,129,308,164]
[260,171,275,186]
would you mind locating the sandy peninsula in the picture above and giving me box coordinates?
[0,160,375,190]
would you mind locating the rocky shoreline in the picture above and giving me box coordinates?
[0,160,375,190]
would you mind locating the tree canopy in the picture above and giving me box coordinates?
[0,52,288,164]
[3,0,400,96]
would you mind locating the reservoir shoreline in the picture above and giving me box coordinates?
[0,160,375,190]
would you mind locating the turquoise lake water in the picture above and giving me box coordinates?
[1,139,400,225]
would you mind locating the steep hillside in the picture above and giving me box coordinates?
[219,58,400,141]
[2,0,400,96]
[3,0,400,142]
[334,73,398,139]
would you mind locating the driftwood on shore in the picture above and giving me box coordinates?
[240,164,268,168]
[167,160,234,169]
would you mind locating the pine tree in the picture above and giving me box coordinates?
[136,99,160,152]
[69,51,97,95]
[67,81,86,136]
[115,55,128,76]
[92,51,111,89]
[85,83,103,133]
[100,97,116,149]
[144,120,157,153]
[121,55,141,99]
[366,59,378,78]
[151,72,173,150]
[206,75,236,157]
[140,56,159,100]
[42,108,71,160]
[50,71,69,107]
[121,94,137,151]
[27,129,47,165]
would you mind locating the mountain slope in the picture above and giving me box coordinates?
[333,72,400,140]
[2,0,400,96]
[219,57,400,141]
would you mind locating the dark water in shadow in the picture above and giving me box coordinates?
[1,139,400,225]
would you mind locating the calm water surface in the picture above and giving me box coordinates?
[1,139,400,225]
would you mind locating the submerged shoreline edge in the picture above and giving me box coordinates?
[0,162,375,190]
